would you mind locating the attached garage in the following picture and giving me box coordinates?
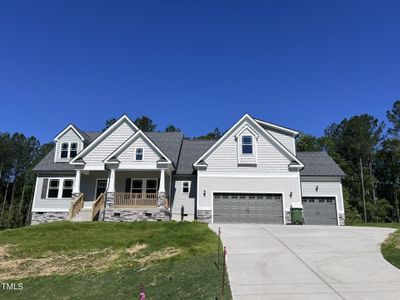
[302,197,337,225]
[213,193,283,224]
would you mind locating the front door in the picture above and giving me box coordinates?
[95,179,107,200]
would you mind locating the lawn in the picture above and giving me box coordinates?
[350,223,400,269]
[0,221,231,299]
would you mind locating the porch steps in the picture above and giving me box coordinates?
[72,208,93,222]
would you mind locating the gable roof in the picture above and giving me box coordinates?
[103,130,177,166]
[69,115,138,164]
[297,152,345,177]
[193,114,304,168]
[54,124,87,141]
[176,139,217,174]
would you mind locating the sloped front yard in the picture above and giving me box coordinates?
[0,221,231,299]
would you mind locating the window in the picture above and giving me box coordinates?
[242,136,253,154]
[131,180,143,194]
[146,179,158,194]
[70,143,78,158]
[135,148,143,161]
[61,143,69,158]
[182,181,190,193]
[48,179,60,198]
[62,180,74,198]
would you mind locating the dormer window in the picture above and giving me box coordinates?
[70,143,78,158]
[242,136,253,154]
[135,148,143,161]
[61,143,69,158]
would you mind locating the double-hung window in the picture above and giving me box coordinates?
[135,148,143,161]
[48,179,60,198]
[70,143,78,158]
[182,181,190,193]
[62,180,74,198]
[241,136,253,154]
[61,143,69,158]
[47,179,74,198]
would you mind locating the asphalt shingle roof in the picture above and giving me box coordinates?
[175,139,217,175]
[297,151,345,177]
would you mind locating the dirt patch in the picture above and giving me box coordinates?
[0,245,11,258]
[127,243,148,255]
[134,247,182,265]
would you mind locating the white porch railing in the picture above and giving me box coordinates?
[114,193,158,208]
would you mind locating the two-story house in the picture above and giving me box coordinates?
[31,114,345,225]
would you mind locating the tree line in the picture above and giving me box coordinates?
[1,103,399,229]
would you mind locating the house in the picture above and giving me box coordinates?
[31,114,345,225]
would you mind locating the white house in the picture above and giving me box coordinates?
[31,114,345,225]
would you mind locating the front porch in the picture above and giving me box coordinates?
[69,169,171,222]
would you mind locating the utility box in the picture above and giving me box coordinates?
[290,203,304,225]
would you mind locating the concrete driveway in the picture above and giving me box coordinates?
[210,224,400,300]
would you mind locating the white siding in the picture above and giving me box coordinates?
[197,174,301,220]
[171,176,196,221]
[32,175,75,212]
[204,121,294,174]
[54,129,83,163]
[83,122,136,170]
[267,130,295,154]
[301,177,344,213]
[117,137,161,169]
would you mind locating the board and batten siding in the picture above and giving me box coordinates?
[117,137,161,169]
[54,129,84,163]
[171,176,197,221]
[83,122,136,170]
[301,176,344,213]
[32,175,75,212]
[267,130,296,154]
[204,121,295,174]
[197,175,301,219]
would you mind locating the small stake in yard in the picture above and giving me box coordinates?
[139,283,145,300]
[214,227,221,269]
[220,246,227,300]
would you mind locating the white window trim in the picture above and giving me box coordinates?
[130,178,158,194]
[59,142,80,159]
[241,135,254,155]
[134,147,144,161]
[182,181,191,194]
[46,178,75,199]
[236,128,258,165]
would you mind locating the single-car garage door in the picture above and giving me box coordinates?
[213,193,283,224]
[302,197,337,225]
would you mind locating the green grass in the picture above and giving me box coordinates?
[349,222,400,269]
[0,221,231,299]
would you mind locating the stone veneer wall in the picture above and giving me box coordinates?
[339,213,345,226]
[100,208,170,222]
[31,212,69,225]
[196,210,212,223]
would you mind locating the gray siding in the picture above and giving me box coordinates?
[83,122,136,170]
[171,176,197,221]
[267,130,295,154]
[55,129,83,163]
[117,137,161,169]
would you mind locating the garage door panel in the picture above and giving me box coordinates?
[214,193,283,224]
[303,197,337,225]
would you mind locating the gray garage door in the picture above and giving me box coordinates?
[213,193,283,224]
[302,197,337,225]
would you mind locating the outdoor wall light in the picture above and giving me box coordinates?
[290,192,293,198]
[316,185,319,192]
[203,190,206,197]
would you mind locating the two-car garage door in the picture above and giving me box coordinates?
[213,193,283,224]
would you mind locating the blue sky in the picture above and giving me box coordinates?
[0,1,399,143]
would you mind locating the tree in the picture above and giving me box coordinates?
[387,100,400,138]
[134,116,157,132]
[296,133,322,151]
[195,128,222,140]
[103,118,117,131]
[165,125,181,132]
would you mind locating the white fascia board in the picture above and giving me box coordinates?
[235,125,259,139]
[54,124,85,142]
[69,115,138,164]
[194,113,304,168]
[103,130,173,167]
[254,119,299,137]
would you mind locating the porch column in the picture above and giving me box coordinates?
[158,169,166,193]
[72,170,81,196]
[108,169,116,193]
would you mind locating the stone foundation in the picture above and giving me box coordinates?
[100,208,170,222]
[31,212,69,225]
[338,213,345,226]
[196,210,212,223]
[285,210,291,224]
